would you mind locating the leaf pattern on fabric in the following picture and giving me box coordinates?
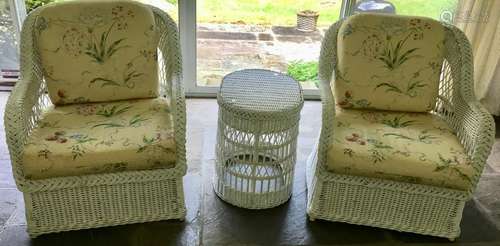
[434,154,472,184]
[383,130,438,144]
[382,115,416,128]
[96,104,132,117]
[334,14,445,112]
[374,78,427,97]
[91,113,150,129]
[375,34,420,70]
[84,22,130,64]
[89,63,144,88]
[36,2,159,105]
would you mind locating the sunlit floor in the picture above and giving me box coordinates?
[0,94,499,245]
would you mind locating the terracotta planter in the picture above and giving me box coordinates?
[297,10,319,32]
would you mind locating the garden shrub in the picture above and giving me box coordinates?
[287,60,319,86]
[26,0,54,13]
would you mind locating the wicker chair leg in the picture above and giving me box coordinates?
[308,215,316,222]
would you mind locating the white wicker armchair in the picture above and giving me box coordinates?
[4,2,186,237]
[306,15,495,240]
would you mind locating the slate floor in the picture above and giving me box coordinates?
[0,94,500,245]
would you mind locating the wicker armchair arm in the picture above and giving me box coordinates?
[153,7,187,174]
[450,97,494,195]
[440,24,495,193]
[316,21,343,171]
[5,81,43,188]
[457,101,494,169]
[316,79,336,172]
[4,9,47,189]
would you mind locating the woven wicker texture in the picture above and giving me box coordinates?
[219,69,303,116]
[4,2,186,237]
[214,69,304,209]
[296,12,319,32]
[306,18,495,240]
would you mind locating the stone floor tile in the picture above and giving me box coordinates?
[486,140,500,173]
[0,189,22,228]
[390,200,500,244]
[0,160,16,188]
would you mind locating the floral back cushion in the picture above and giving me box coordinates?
[334,14,445,112]
[35,1,159,105]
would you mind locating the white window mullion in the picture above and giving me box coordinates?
[180,0,219,97]
[340,0,357,19]
[179,0,198,96]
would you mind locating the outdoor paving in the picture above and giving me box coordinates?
[197,24,323,88]
[0,94,499,245]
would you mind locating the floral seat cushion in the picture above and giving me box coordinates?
[22,98,176,180]
[326,108,473,190]
[35,1,159,105]
[334,14,445,112]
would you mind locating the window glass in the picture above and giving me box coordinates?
[0,1,20,82]
[353,0,459,21]
[196,0,344,89]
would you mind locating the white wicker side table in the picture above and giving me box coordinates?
[214,69,304,209]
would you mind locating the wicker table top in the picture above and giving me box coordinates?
[218,69,303,116]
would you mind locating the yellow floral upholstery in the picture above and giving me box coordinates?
[23,98,176,180]
[327,108,473,190]
[35,1,159,105]
[334,14,445,112]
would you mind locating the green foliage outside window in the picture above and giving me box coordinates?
[25,0,54,13]
[286,60,319,86]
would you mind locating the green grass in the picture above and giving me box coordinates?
[197,0,340,26]
[195,0,458,26]
[391,0,458,21]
